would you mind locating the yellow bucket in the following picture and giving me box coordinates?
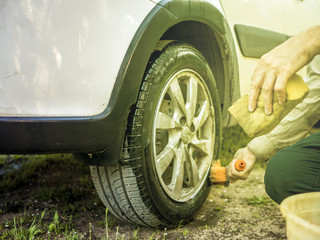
[280,192,320,240]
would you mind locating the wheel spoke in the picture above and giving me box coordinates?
[190,139,210,156]
[186,77,198,126]
[168,79,186,115]
[170,143,185,195]
[193,101,209,130]
[156,131,181,176]
[187,147,200,186]
[156,112,180,130]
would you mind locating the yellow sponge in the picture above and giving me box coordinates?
[228,74,309,138]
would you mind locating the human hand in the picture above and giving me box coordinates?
[227,147,257,183]
[248,26,320,115]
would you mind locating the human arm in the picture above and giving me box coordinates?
[229,60,320,182]
[248,25,320,115]
[228,103,319,183]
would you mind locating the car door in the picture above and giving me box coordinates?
[220,0,320,95]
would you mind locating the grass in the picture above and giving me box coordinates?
[0,154,79,191]
[32,185,88,203]
[1,210,45,240]
[48,210,66,236]
[0,125,257,239]
[0,154,107,239]
[133,226,140,239]
[246,196,274,206]
[0,155,48,191]
[0,209,84,240]
[1,207,106,239]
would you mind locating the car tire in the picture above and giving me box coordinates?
[90,41,222,227]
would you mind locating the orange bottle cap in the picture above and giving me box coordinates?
[235,160,246,171]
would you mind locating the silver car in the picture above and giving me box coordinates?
[0,0,319,227]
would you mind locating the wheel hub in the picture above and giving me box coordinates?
[181,126,193,144]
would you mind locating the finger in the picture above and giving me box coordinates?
[248,73,264,112]
[227,164,238,183]
[262,73,277,115]
[230,159,243,177]
[229,166,247,180]
[227,159,237,175]
[274,72,290,105]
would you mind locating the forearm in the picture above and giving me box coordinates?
[247,117,316,161]
[305,25,320,57]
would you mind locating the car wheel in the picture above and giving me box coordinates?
[90,41,221,227]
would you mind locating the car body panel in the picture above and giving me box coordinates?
[0,0,155,117]
[220,0,320,96]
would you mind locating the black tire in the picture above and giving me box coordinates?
[90,41,222,227]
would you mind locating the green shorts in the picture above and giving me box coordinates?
[264,131,320,204]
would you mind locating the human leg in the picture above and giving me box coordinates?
[264,131,320,204]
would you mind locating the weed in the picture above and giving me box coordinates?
[177,219,184,229]
[115,226,125,240]
[162,228,167,240]
[89,222,92,240]
[247,196,273,206]
[64,230,82,240]
[133,226,140,239]
[105,208,109,240]
[1,210,45,239]
[182,229,189,236]
[28,210,45,238]
[48,210,65,235]
[214,206,223,212]
[149,232,156,240]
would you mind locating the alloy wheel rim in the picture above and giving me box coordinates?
[153,69,215,202]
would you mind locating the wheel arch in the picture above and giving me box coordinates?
[79,0,240,165]
[114,0,240,145]
[115,0,240,134]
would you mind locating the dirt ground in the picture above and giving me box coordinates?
[102,167,287,240]
[0,155,287,240]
